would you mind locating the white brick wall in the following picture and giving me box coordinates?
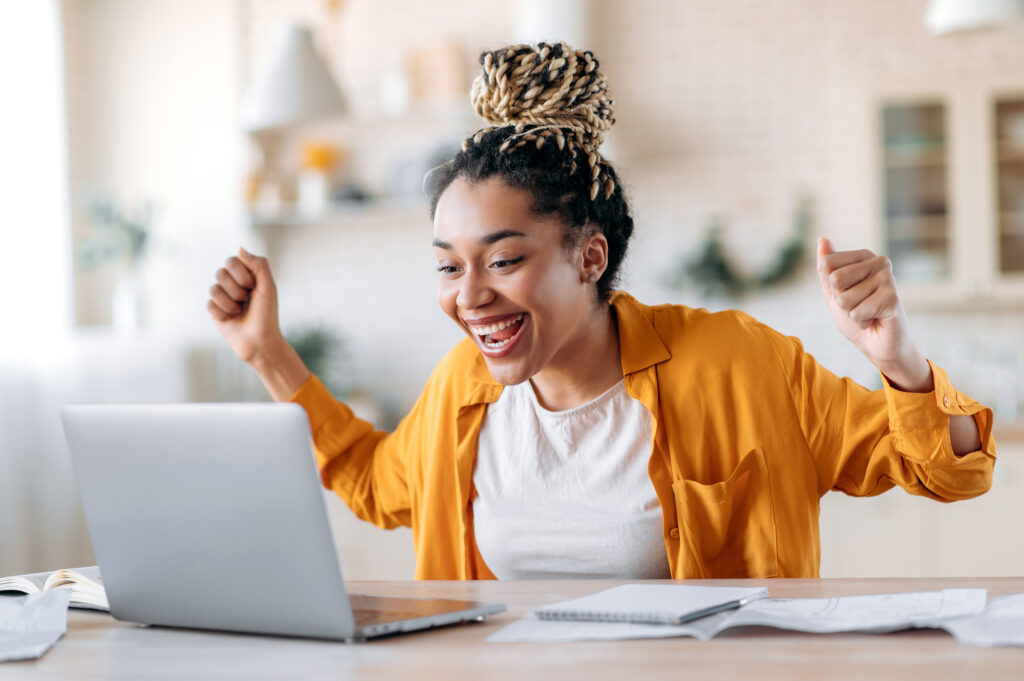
[246,1,1024,578]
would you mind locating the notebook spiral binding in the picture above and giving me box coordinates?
[536,610,676,624]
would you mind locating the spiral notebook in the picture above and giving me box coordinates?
[533,584,769,625]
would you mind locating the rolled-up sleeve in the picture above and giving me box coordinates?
[880,360,996,500]
[761,324,996,502]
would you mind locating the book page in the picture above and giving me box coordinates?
[43,567,108,611]
[0,571,49,596]
[936,593,1024,647]
[719,588,987,635]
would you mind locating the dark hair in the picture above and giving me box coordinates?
[429,43,634,302]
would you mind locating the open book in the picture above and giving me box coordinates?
[0,566,108,612]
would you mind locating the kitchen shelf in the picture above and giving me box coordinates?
[996,144,1024,163]
[884,147,947,167]
[248,199,429,228]
[885,214,948,238]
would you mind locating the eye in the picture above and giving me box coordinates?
[490,256,525,270]
[436,264,461,275]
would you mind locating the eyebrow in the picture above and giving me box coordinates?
[432,229,527,250]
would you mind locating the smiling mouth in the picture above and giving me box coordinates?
[472,313,526,351]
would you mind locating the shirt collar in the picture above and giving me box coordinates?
[609,291,672,374]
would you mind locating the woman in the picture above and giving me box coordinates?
[207,43,994,580]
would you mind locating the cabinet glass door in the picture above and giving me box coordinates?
[995,97,1024,274]
[881,102,950,283]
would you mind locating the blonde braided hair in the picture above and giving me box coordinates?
[432,42,634,302]
[462,42,617,201]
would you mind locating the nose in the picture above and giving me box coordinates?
[456,266,494,312]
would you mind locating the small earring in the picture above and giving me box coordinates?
[588,274,597,283]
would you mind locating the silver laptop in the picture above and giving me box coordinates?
[60,403,505,641]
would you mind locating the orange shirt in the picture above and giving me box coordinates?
[290,292,996,579]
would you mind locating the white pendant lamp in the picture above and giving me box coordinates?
[240,24,347,132]
[514,0,588,50]
[925,0,1024,35]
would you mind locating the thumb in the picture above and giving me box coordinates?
[817,236,835,300]
[237,247,274,290]
[817,236,835,260]
[238,246,268,273]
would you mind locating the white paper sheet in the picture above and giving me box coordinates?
[939,593,1024,647]
[721,588,988,635]
[0,589,71,662]
[487,588,989,643]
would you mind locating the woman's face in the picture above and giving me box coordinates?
[433,176,600,386]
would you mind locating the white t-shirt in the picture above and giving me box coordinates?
[472,379,671,579]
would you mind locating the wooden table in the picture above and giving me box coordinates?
[5,578,1024,680]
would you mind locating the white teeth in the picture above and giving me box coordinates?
[484,336,514,349]
[473,313,523,336]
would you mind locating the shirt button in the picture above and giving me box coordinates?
[943,395,950,408]
[669,527,680,540]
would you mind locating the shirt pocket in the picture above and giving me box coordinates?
[671,446,779,578]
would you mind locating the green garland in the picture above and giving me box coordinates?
[286,325,347,385]
[76,194,157,271]
[673,195,814,299]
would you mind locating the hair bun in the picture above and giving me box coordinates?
[470,42,614,148]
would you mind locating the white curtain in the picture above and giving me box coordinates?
[0,0,80,575]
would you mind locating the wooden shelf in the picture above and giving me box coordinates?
[885,214,948,239]
[248,199,429,228]
[999,212,1024,235]
[884,147,947,167]
[996,141,1024,163]
[900,284,1024,312]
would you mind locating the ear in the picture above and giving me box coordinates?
[578,229,609,283]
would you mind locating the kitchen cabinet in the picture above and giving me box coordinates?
[819,429,1024,578]
[995,98,1024,274]
[873,80,1024,308]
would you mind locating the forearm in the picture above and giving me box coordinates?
[948,413,983,457]
[248,337,312,402]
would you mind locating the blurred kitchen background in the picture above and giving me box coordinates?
[2,0,1023,580]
